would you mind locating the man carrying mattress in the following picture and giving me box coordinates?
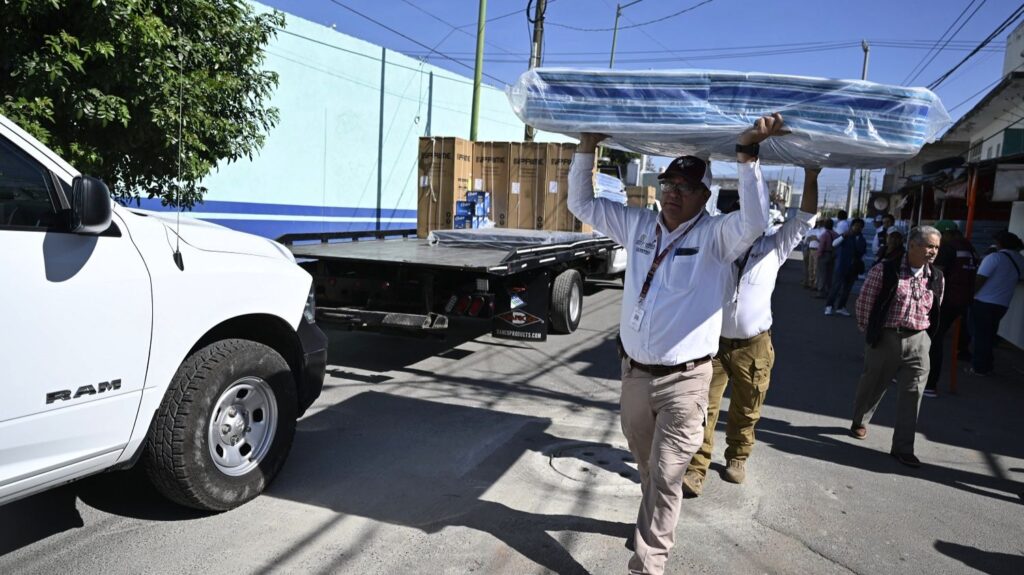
[682,167,819,497]
[570,112,786,575]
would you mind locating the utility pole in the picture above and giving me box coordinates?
[524,0,546,141]
[846,40,870,216]
[609,0,643,68]
[469,0,487,141]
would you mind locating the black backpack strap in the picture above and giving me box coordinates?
[1001,251,1022,280]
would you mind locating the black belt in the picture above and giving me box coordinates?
[719,330,771,348]
[628,355,712,377]
[616,335,712,376]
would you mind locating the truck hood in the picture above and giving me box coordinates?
[125,208,295,262]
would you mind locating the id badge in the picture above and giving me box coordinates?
[629,303,646,331]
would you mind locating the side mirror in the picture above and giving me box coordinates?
[70,175,112,234]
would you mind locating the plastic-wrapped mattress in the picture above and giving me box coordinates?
[508,68,951,168]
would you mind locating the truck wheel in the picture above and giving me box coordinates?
[146,339,297,511]
[550,269,583,334]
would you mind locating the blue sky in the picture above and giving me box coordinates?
[259,0,1022,207]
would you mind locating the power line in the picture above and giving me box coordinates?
[928,2,1024,89]
[904,0,988,86]
[402,38,1004,58]
[397,0,520,57]
[602,0,697,67]
[549,0,717,32]
[946,60,1024,112]
[424,41,863,65]
[901,0,981,85]
[274,27,507,90]
[324,0,508,85]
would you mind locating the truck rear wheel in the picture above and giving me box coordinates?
[146,339,297,511]
[550,269,583,334]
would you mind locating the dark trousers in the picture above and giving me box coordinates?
[926,303,969,391]
[969,300,1008,374]
[826,266,855,309]
[816,252,834,296]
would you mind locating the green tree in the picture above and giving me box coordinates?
[0,0,284,208]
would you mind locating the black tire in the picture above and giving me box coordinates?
[145,339,297,511]
[550,269,583,334]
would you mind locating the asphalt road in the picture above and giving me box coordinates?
[2,265,1023,575]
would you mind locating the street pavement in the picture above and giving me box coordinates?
[2,262,1023,575]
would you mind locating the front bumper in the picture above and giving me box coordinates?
[296,319,328,415]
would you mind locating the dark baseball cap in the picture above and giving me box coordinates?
[658,155,713,189]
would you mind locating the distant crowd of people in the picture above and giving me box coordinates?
[800,213,1024,389]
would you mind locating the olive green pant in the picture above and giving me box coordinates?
[688,332,775,478]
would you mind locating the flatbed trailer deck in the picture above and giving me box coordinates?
[283,229,624,341]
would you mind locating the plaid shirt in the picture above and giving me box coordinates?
[856,259,942,332]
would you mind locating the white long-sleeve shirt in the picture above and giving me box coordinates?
[568,153,769,365]
[721,211,816,339]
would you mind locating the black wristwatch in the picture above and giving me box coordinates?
[735,142,760,157]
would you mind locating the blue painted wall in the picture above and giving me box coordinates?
[154,1,570,239]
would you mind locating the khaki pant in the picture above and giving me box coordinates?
[620,358,711,575]
[804,249,819,288]
[688,332,775,478]
[852,329,931,454]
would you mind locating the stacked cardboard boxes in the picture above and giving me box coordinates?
[417,137,594,235]
[417,137,474,238]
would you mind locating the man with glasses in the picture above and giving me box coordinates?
[569,113,786,575]
[850,226,944,468]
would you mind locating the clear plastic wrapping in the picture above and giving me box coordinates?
[508,68,951,168]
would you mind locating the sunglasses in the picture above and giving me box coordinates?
[660,181,704,196]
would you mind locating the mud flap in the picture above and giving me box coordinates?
[492,270,550,341]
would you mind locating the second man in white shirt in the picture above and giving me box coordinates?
[683,167,820,496]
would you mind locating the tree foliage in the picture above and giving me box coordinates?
[0,0,284,208]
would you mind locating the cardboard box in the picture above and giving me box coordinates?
[537,143,576,231]
[417,137,474,238]
[509,142,545,230]
[471,142,512,226]
[626,185,657,208]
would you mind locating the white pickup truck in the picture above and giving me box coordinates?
[0,114,327,511]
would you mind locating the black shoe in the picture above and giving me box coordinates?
[625,533,635,552]
[890,451,921,468]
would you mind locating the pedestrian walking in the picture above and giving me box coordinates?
[824,218,867,316]
[872,214,896,265]
[925,220,978,394]
[850,226,944,467]
[683,167,820,497]
[969,230,1024,376]
[816,219,837,298]
[568,113,787,575]
[802,220,823,289]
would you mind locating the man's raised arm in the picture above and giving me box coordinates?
[568,133,632,246]
[710,113,788,262]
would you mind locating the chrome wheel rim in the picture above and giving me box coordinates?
[207,377,278,476]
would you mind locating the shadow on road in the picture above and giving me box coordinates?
[933,540,1024,575]
[755,417,1024,506]
[265,391,630,574]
